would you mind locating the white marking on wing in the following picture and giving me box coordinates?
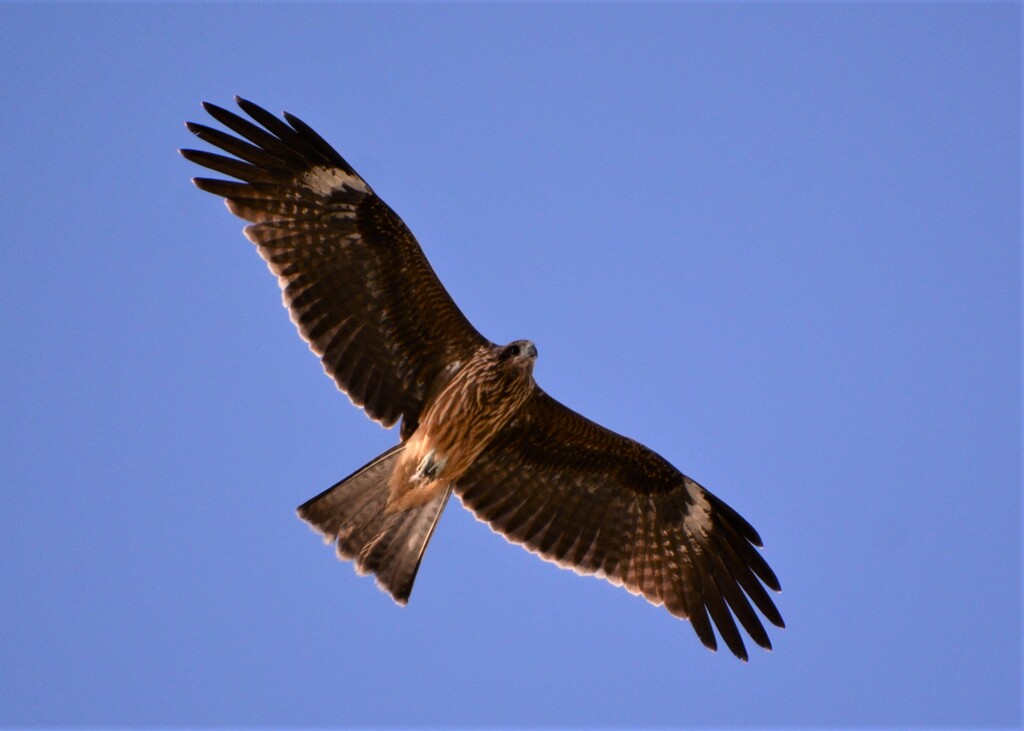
[683,481,713,537]
[300,166,368,197]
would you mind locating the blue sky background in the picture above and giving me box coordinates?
[0,3,1019,728]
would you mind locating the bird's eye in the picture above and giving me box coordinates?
[499,344,520,361]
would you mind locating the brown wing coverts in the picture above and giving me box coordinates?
[182,97,487,431]
[456,389,784,661]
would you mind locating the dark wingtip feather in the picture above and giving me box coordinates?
[233,96,336,167]
[200,102,243,133]
[710,492,764,547]
[234,95,267,116]
[690,605,718,653]
[233,96,272,123]
[191,177,250,198]
[184,121,223,142]
[179,147,203,162]
[201,100,229,117]
[702,574,749,661]
[282,110,352,172]
[759,563,782,593]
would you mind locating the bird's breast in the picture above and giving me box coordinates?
[387,350,534,511]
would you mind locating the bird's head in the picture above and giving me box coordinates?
[497,339,538,372]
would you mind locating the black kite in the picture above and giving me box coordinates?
[182,98,784,660]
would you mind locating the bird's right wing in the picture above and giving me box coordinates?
[181,97,488,432]
[456,389,784,661]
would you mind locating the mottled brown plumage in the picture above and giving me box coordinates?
[182,97,784,660]
[388,341,536,512]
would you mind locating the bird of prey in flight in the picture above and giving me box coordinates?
[182,97,784,660]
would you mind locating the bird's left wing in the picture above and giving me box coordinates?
[181,98,488,434]
[455,389,784,661]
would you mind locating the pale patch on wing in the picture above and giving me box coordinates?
[300,165,368,197]
[682,478,713,537]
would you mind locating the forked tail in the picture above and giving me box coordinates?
[296,444,452,604]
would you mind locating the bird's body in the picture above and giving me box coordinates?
[388,341,537,511]
[182,98,784,660]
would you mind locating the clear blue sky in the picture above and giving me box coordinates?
[0,3,1019,727]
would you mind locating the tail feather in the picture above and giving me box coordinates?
[297,445,400,558]
[358,487,453,604]
[296,444,450,603]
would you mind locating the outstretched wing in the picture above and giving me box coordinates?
[181,97,488,432]
[456,389,784,661]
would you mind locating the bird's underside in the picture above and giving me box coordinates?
[182,96,784,661]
